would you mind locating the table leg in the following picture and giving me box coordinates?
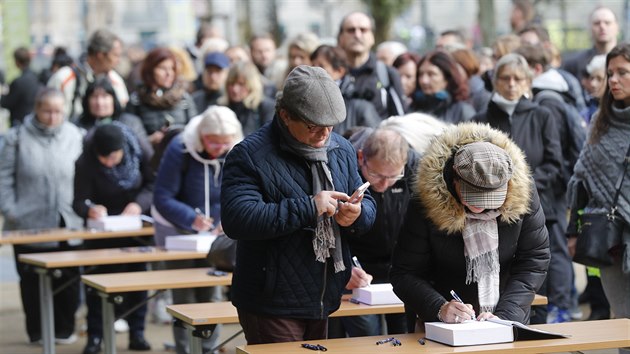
[100,292,116,354]
[188,325,203,354]
[36,268,55,354]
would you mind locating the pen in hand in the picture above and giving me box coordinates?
[194,208,215,232]
[352,256,371,287]
[450,290,476,320]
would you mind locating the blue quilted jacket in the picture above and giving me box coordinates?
[221,117,376,319]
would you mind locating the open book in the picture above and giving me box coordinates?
[425,318,569,346]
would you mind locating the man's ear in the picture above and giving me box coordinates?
[279,109,290,124]
[357,150,364,165]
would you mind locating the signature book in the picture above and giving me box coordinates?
[425,318,570,346]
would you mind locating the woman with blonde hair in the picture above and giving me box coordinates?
[285,32,320,76]
[218,60,275,136]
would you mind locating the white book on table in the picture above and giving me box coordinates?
[425,318,569,346]
[165,234,217,252]
[351,283,403,305]
[87,215,142,231]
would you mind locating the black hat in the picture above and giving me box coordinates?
[93,124,125,156]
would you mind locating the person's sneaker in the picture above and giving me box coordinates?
[114,319,129,333]
[547,304,571,323]
[128,335,151,351]
[55,333,78,344]
[28,338,42,346]
[569,306,583,320]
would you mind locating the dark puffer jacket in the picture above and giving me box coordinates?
[221,117,377,319]
[390,122,550,324]
[473,97,563,222]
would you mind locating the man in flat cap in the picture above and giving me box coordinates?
[221,65,376,344]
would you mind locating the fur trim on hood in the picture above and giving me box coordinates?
[415,122,532,234]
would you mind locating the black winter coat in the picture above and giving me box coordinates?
[221,117,377,319]
[73,132,154,249]
[347,150,419,283]
[229,99,275,137]
[473,98,563,221]
[390,122,550,324]
[349,54,407,119]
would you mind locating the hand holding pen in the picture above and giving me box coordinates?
[192,208,214,232]
[345,256,372,289]
[441,290,476,323]
[85,199,107,220]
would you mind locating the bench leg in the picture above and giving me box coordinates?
[37,268,55,354]
[101,293,116,354]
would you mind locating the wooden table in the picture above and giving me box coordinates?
[19,246,206,354]
[167,297,407,354]
[0,226,154,245]
[167,293,547,354]
[236,318,630,354]
[82,268,232,354]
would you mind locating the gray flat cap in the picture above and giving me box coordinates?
[281,65,347,126]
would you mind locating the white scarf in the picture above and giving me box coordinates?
[462,210,501,313]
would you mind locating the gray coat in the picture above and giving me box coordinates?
[0,116,83,245]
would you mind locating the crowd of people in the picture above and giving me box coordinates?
[0,2,628,354]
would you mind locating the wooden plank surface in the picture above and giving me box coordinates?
[18,246,205,268]
[167,298,406,326]
[167,294,548,327]
[236,318,630,354]
[82,267,232,292]
[0,226,154,245]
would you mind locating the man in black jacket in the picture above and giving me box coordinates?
[1,47,41,126]
[337,12,407,119]
[329,127,419,338]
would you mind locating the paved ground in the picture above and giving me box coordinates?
[0,238,619,354]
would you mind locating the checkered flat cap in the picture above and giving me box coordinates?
[454,142,513,210]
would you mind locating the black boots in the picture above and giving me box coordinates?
[82,336,102,354]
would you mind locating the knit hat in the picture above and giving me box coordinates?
[93,124,125,156]
[280,65,346,126]
[453,142,513,210]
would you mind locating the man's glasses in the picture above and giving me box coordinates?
[299,118,332,133]
[362,158,404,181]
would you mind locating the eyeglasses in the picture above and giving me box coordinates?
[362,158,405,181]
[299,118,332,133]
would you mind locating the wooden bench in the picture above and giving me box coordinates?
[82,267,231,354]
[166,294,548,354]
[236,318,630,354]
[19,246,206,354]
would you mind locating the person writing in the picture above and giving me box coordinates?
[390,122,550,327]
[220,65,376,344]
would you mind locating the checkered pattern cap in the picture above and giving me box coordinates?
[454,142,513,210]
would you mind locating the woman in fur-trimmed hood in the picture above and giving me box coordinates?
[390,122,550,326]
